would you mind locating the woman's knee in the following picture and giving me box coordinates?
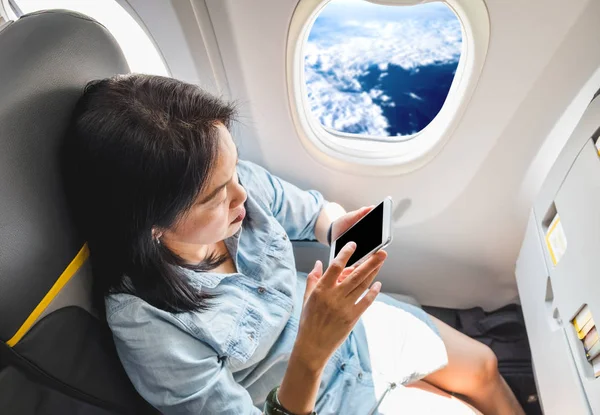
[426,315,502,393]
[470,342,500,388]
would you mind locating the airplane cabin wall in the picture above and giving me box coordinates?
[199,0,600,310]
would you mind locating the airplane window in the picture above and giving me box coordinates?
[6,0,168,76]
[305,0,462,139]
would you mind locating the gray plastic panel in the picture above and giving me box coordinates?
[534,97,600,272]
[551,138,600,413]
[516,213,590,414]
[519,94,600,413]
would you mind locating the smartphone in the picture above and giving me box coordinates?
[329,197,393,268]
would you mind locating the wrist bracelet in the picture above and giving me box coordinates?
[326,222,334,246]
[264,386,317,415]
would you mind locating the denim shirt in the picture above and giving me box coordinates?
[107,160,328,414]
[106,161,447,415]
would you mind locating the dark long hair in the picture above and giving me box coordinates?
[62,74,236,315]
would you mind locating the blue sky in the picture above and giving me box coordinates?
[312,1,457,30]
[305,0,462,136]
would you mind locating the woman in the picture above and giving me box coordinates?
[63,74,524,415]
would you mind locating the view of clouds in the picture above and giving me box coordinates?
[305,0,462,137]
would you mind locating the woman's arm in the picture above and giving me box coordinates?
[275,246,386,414]
[314,202,346,245]
[108,301,263,415]
[276,350,324,415]
[239,161,372,246]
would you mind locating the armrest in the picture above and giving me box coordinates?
[291,241,329,274]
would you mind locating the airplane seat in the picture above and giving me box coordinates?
[0,10,158,415]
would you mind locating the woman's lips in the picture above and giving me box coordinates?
[231,207,246,224]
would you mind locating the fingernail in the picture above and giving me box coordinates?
[372,281,382,291]
[347,242,357,249]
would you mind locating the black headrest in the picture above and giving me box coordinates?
[0,10,129,343]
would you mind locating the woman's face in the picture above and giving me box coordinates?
[160,124,247,255]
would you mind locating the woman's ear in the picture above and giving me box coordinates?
[151,227,163,242]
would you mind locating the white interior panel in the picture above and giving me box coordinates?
[124,0,600,310]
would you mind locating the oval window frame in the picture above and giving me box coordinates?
[287,0,490,175]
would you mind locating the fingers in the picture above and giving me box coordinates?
[337,267,355,284]
[354,281,382,316]
[339,250,387,294]
[313,260,323,278]
[303,260,323,305]
[322,242,357,286]
[346,261,384,302]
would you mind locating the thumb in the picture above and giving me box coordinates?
[354,205,374,221]
[303,260,323,306]
[336,206,373,235]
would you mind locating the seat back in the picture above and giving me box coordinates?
[0,10,156,414]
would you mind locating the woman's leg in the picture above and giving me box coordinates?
[377,380,483,414]
[423,316,525,415]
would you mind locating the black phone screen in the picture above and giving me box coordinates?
[334,202,384,267]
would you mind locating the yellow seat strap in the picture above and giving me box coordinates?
[6,244,89,347]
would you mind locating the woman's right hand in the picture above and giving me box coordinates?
[293,242,387,372]
[275,243,386,414]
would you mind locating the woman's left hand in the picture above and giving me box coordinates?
[330,206,374,243]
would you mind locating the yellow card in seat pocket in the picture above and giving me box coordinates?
[573,304,592,332]
[545,214,567,266]
[578,318,595,340]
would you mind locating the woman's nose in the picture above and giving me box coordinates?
[232,182,247,207]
